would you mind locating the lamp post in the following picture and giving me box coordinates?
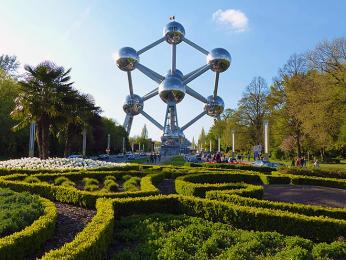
[29,122,36,157]
[231,129,235,159]
[218,137,221,152]
[263,120,269,161]
[82,128,87,157]
[106,134,111,154]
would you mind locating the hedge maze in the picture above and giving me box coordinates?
[0,164,345,259]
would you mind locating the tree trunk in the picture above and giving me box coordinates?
[64,124,73,157]
[36,121,42,158]
[40,116,50,159]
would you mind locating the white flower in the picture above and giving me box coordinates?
[0,157,127,170]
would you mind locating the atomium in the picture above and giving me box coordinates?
[204,95,224,117]
[115,47,139,71]
[115,19,231,155]
[207,48,232,73]
[163,21,185,44]
[159,75,186,103]
[123,94,143,115]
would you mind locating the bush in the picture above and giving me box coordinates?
[23,176,41,183]
[122,175,132,181]
[103,179,119,192]
[42,198,114,260]
[279,167,346,179]
[0,188,43,237]
[54,176,70,185]
[0,197,57,259]
[0,173,159,208]
[110,195,346,242]
[82,177,99,186]
[60,180,76,188]
[84,184,99,192]
[123,177,141,192]
[105,175,117,182]
[206,192,346,220]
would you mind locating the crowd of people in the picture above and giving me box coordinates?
[291,156,320,168]
[148,153,161,164]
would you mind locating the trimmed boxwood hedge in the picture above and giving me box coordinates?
[185,162,274,173]
[0,197,57,260]
[42,198,114,260]
[111,195,346,242]
[279,167,346,180]
[0,172,161,208]
[206,192,346,220]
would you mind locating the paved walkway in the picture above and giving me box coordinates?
[263,184,346,208]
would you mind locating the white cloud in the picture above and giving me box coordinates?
[212,9,249,32]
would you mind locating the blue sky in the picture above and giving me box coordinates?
[1,0,345,142]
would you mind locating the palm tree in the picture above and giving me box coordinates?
[56,92,101,157]
[11,61,73,159]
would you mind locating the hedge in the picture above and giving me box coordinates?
[279,167,346,180]
[0,173,161,208]
[0,197,57,259]
[185,162,274,173]
[109,195,346,242]
[206,192,346,220]
[42,198,114,260]
[290,175,346,189]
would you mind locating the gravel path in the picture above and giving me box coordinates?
[28,202,96,259]
[263,184,346,208]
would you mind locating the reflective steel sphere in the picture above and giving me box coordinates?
[115,47,139,71]
[123,94,143,115]
[207,48,231,72]
[163,21,185,44]
[166,69,183,79]
[204,95,224,117]
[159,75,186,103]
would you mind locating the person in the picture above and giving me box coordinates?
[301,157,305,167]
[314,158,320,168]
[150,153,154,164]
[158,153,161,162]
[247,153,250,161]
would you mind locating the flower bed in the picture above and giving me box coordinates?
[0,157,127,170]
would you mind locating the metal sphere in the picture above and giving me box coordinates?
[159,75,186,103]
[207,48,231,72]
[204,95,224,117]
[166,69,183,79]
[115,47,139,71]
[123,94,143,115]
[163,21,185,44]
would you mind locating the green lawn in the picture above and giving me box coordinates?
[163,155,186,166]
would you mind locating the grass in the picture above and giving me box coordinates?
[163,155,186,166]
[0,188,43,237]
[110,214,344,260]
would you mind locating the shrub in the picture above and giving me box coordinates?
[110,195,346,242]
[103,179,119,192]
[60,180,76,188]
[206,192,346,220]
[23,176,41,183]
[82,177,99,186]
[122,175,132,181]
[54,176,70,185]
[123,177,141,192]
[0,197,57,259]
[0,188,43,237]
[279,167,346,179]
[105,175,117,182]
[84,184,99,192]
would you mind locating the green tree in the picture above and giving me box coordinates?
[11,61,74,159]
